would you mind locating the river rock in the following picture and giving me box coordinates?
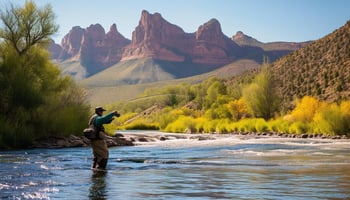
[32,134,134,149]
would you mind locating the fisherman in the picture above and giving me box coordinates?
[88,106,120,170]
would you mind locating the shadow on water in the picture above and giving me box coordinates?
[89,171,107,200]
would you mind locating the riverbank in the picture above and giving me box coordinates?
[31,131,349,149]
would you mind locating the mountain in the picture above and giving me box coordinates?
[122,11,244,65]
[52,23,130,77]
[50,10,305,83]
[232,31,309,51]
[232,31,311,62]
[270,20,350,103]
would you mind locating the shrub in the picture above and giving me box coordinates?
[289,122,309,134]
[290,96,326,123]
[124,122,159,130]
[164,116,196,133]
[194,117,206,133]
[255,118,270,132]
[202,119,219,133]
[215,119,232,134]
[340,101,350,134]
[268,118,290,133]
[235,119,257,132]
[157,110,179,131]
[312,103,345,135]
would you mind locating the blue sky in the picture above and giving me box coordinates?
[2,0,350,43]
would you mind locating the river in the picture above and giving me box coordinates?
[1,132,350,199]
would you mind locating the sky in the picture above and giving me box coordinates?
[2,0,350,43]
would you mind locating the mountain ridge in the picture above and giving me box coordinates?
[50,10,307,83]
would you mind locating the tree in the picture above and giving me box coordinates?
[290,96,326,123]
[227,98,249,121]
[0,0,59,55]
[243,61,280,120]
[0,1,88,148]
[203,79,227,109]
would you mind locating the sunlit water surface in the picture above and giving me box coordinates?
[1,132,350,199]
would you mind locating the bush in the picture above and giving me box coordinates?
[202,119,220,133]
[268,118,290,133]
[235,119,257,132]
[289,96,326,123]
[164,116,196,133]
[157,109,179,130]
[215,119,232,134]
[289,122,309,134]
[194,117,206,133]
[255,118,270,132]
[340,101,350,134]
[124,122,159,130]
[312,103,345,135]
[0,116,33,148]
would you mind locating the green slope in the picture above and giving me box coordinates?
[80,58,222,87]
[85,59,260,105]
[55,59,87,81]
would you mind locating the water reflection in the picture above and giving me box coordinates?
[89,171,107,200]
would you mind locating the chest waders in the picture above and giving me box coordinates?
[90,115,109,169]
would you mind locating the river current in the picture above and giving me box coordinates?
[1,132,350,199]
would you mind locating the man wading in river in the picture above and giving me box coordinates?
[89,106,120,170]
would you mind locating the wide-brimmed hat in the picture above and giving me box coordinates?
[95,106,106,112]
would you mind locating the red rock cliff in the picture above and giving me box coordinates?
[121,10,242,65]
[58,23,130,75]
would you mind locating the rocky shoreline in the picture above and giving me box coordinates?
[31,131,349,149]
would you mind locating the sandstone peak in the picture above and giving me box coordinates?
[141,10,163,21]
[60,26,85,59]
[123,10,187,61]
[232,31,256,41]
[196,18,223,41]
[232,31,246,40]
[204,18,221,28]
[110,23,117,31]
[85,23,105,42]
[232,31,261,47]
[106,23,129,45]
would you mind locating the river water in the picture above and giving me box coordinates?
[1,132,350,200]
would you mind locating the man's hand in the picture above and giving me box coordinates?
[114,111,120,117]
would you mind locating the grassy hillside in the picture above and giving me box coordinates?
[80,58,222,87]
[54,59,87,81]
[85,59,260,105]
[271,20,350,103]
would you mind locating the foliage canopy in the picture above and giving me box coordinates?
[0,1,89,148]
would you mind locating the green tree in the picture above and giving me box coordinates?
[0,1,88,148]
[203,79,227,109]
[243,62,280,120]
[0,1,58,56]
